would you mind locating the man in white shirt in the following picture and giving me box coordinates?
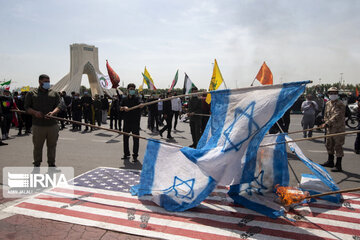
[171,92,182,130]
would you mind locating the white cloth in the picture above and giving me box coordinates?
[171,98,182,111]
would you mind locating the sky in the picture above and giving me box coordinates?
[0,0,359,90]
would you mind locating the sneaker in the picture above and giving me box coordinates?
[0,141,8,146]
[121,155,130,160]
[132,157,138,162]
[355,150,360,154]
[167,135,174,139]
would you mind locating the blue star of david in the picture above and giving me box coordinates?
[162,176,195,200]
[222,101,260,152]
[245,170,268,195]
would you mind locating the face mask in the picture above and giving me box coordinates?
[74,96,79,99]
[329,94,338,101]
[129,90,136,95]
[42,82,50,89]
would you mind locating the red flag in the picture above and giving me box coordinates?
[356,87,359,97]
[256,62,273,85]
[106,60,120,89]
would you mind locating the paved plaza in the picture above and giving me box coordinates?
[0,114,359,239]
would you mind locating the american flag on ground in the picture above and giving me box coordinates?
[4,167,360,240]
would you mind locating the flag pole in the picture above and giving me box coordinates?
[128,80,312,111]
[127,90,208,111]
[260,130,360,147]
[12,110,183,149]
[250,77,257,86]
[13,109,360,150]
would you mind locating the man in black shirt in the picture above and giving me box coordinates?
[120,84,143,162]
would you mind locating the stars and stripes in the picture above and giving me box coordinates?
[4,167,360,240]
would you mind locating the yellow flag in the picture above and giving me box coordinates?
[206,59,223,104]
[21,86,30,92]
[139,82,143,93]
[143,67,156,90]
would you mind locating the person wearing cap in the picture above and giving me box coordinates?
[320,87,346,172]
[24,74,62,168]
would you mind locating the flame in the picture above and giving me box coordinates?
[275,185,310,206]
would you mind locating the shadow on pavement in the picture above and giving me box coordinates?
[120,158,143,170]
[336,170,360,185]
[95,132,113,137]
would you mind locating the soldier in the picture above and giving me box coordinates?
[188,87,202,148]
[81,92,93,131]
[321,87,346,172]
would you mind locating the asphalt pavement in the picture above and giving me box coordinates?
[0,114,359,189]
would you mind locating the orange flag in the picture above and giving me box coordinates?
[106,60,120,89]
[356,87,359,97]
[256,62,273,85]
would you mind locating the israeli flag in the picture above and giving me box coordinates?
[132,81,309,212]
[286,135,341,203]
[182,81,309,186]
[228,133,289,218]
[131,140,216,212]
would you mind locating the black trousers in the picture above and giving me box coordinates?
[355,124,360,151]
[190,118,202,147]
[72,111,82,129]
[83,109,93,128]
[123,121,140,158]
[160,113,173,137]
[149,111,159,131]
[94,110,101,126]
[172,111,179,129]
[1,113,12,135]
[110,111,119,129]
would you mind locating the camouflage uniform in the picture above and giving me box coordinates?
[324,99,346,157]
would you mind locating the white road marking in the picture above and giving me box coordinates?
[307,150,355,154]
[59,137,76,141]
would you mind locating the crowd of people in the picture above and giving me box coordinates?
[1,76,359,173]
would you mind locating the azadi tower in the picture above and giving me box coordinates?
[52,43,116,97]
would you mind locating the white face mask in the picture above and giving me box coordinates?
[329,94,338,101]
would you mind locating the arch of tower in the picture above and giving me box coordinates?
[52,43,116,97]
